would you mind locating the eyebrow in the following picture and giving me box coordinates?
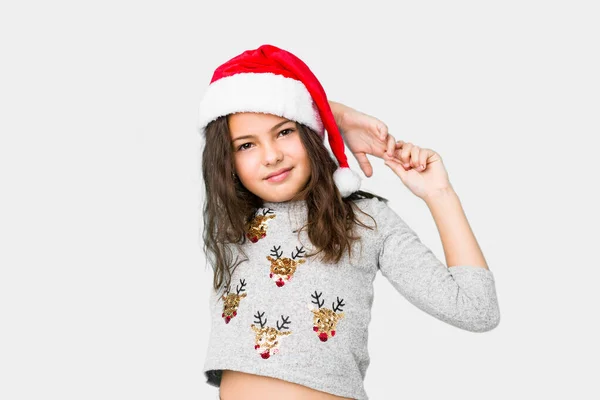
[231,120,293,143]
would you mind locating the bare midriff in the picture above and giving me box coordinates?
[219,370,355,400]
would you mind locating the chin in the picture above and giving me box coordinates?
[251,175,309,202]
[261,186,303,202]
[262,193,296,202]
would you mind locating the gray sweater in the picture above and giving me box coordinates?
[203,196,500,399]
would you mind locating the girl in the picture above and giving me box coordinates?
[197,44,500,400]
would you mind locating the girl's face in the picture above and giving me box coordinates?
[229,112,311,203]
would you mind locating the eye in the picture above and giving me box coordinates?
[279,128,294,137]
[237,142,253,151]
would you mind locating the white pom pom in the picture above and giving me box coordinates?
[333,167,362,197]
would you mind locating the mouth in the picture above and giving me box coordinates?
[265,167,292,182]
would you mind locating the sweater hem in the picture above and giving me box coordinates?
[203,357,368,400]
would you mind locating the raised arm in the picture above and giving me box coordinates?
[424,187,488,270]
[374,198,500,333]
[328,100,397,177]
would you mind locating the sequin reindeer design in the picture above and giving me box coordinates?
[251,311,292,359]
[266,245,306,287]
[308,291,345,342]
[245,208,276,243]
[221,279,247,324]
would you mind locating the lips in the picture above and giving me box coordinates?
[265,168,292,180]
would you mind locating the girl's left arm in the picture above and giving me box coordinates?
[374,198,500,332]
[330,101,489,269]
[383,141,489,270]
[424,187,489,270]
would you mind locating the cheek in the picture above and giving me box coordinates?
[234,153,261,179]
[297,152,312,175]
[286,141,310,169]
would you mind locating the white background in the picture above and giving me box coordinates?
[1,1,598,399]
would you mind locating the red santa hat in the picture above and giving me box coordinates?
[197,44,361,198]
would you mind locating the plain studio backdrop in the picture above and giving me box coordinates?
[1,1,598,399]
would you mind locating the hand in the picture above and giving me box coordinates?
[383,141,452,200]
[331,101,397,177]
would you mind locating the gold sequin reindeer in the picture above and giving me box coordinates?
[245,208,276,243]
[308,291,345,342]
[266,245,306,287]
[251,311,292,359]
[221,279,247,324]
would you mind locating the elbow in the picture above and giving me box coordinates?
[460,303,501,333]
[466,312,500,333]
[453,272,501,333]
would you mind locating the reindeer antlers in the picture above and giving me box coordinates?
[269,245,283,259]
[253,311,267,328]
[311,291,324,308]
[253,312,291,331]
[332,296,345,313]
[269,245,305,260]
[236,279,246,295]
[277,315,292,331]
[291,245,305,260]
[311,291,346,312]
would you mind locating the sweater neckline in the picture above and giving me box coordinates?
[261,199,307,214]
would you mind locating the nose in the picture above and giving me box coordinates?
[262,140,283,166]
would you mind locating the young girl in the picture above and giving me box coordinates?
[197,44,500,400]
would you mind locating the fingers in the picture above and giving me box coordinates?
[377,121,389,141]
[418,149,429,171]
[353,152,373,177]
[383,156,406,178]
[411,146,425,170]
[385,134,396,157]
[390,141,428,171]
[399,141,413,169]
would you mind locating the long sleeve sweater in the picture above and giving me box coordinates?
[203,196,500,400]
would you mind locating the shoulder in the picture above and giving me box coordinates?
[350,193,391,218]
[350,193,413,234]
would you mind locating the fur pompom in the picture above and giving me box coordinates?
[333,167,362,197]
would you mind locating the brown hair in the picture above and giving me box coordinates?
[201,116,387,292]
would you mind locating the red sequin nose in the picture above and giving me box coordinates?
[319,332,328,342]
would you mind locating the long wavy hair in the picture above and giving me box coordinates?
[201,115,387,292]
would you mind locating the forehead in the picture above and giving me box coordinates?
[228,112,291,134]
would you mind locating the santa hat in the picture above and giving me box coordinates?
[197,44,361,198]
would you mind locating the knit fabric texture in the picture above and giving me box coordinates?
[203,197,500,399]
